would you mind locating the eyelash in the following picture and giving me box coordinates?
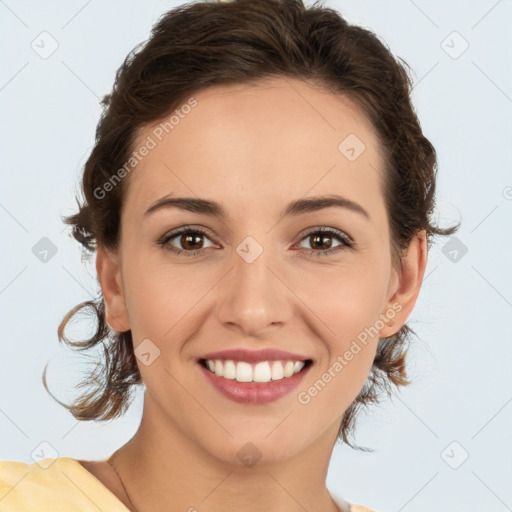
[157,225,354,258]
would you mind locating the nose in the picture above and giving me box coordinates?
[215,244,293,337]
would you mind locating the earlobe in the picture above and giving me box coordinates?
[96,245,131,332]
[379,230,428,338]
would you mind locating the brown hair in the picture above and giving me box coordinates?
[43,0,459,449]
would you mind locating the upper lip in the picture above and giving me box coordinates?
[199,348,311,364]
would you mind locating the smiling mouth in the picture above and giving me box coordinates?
[199,358,313,383]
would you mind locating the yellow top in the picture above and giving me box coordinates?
[0,457,375,511]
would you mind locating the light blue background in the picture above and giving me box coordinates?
[1,1,511,511]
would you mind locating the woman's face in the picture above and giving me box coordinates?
[99,76,423,465]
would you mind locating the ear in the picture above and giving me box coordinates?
[379,229,428,338]
[96,244,131,332]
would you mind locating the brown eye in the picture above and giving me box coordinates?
[298,227,353,256]
[159,227,215,256]
[179,232,205,250]
[309,233,334,250]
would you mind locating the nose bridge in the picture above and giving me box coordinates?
[234,234,274,291]
[215,233,292,335]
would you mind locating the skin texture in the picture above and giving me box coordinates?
[93,76,428,512]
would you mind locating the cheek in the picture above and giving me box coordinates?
[295,262,389,391]
[294,271,387,422]
[122,257,205,337]
[298,262,389,343]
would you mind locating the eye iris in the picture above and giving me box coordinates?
[181,233,203,250]
[311,233,332,250]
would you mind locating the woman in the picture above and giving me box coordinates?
[0,0,458,510]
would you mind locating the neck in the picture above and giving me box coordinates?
[109,393,343,512]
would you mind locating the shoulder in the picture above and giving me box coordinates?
[350,505,377,512]
[0,457,84,510]
[331,492,377,512]
[0,457,129,511]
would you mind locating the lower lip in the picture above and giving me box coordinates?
[198,361,311,405]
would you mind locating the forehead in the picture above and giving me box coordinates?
[124,76,385,220]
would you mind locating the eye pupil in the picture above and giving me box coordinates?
[311,234,332,250]
[182,233,203,250]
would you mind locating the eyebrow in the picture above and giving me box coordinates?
[143,194,370,221]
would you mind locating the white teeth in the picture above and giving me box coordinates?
[214,360,224,377]
[203,359,308,382]
[294,361,305,373]
[223,360,236,379]
[271,361,284,381]
[283,361,295,378]
[253,362,272,383]
[236,361,253,382]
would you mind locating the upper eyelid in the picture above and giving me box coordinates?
[162,225,217,243]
